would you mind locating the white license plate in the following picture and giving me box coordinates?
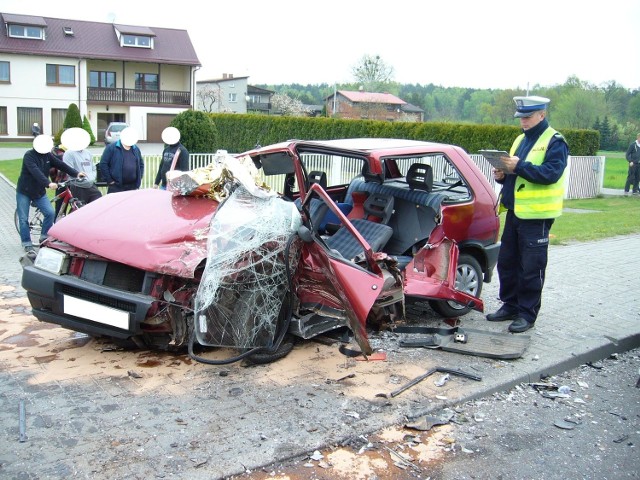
[63,295,130,330]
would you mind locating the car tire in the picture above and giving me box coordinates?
[429,253,483,318]
[244,334,296,365]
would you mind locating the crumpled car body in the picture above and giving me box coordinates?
[21,138,500,358]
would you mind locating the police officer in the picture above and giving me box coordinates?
[486,96,569,333]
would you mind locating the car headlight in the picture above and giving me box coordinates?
[34,247,70,275]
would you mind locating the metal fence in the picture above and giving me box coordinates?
[93,153,607,200]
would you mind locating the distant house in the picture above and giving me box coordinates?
[247,85,274,114]
[325,90,414,122]
[196,73,249,114]
[400,103,425,122]
[0,12,200,142]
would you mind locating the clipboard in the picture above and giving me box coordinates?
[479,150,509,170]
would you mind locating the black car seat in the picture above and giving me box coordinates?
[362,192,394,224]
[406,163,433,192]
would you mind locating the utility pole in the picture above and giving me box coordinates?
[332,83,337,116]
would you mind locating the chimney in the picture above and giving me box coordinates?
[222,73,228,79]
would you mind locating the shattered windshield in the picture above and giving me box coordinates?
[193,186,302,348]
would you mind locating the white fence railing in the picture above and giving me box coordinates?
[93,153,607,200]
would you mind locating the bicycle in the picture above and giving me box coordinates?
[14,179,85,244]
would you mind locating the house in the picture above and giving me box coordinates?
[325,90,411,122]
[246,85,274,114]
[196,74,250,114]
[0,12,200,142]
[400,103,425,122]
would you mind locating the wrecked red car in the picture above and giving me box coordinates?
[21,138,500,363]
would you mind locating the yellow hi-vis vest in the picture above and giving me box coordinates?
[509,127,567,219]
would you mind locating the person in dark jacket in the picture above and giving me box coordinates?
[98,127,144,194]
[31,122,40,137]
[624,133,640,195]
[16,135,86,251]
[485,96,569,333]
[153,127,189,189]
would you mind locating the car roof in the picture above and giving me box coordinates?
[252,138,456,157]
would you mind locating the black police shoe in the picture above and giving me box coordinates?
[486,306,518,322]
[508,317,534,333]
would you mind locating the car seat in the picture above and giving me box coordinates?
[325,219,393,261]
[406,163,433,192]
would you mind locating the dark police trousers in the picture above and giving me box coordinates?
[497,210,555,323]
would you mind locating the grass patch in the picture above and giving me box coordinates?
[498,195,640,245]
[553,196,640,243]
[0,159,22,184]
[599,150,627,189]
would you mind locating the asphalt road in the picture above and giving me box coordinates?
[229,348,640,480]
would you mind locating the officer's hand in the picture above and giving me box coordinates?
[501,156,520,174]
[77,172,87,179]
[493,168,505,181]
[48,182,57,190]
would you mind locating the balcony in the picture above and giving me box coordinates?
[87,88,191,106]
[247,101,271,112]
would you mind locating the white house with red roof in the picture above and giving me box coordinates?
[0,12,200,142]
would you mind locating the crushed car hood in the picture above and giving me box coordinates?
[49,189,218,277]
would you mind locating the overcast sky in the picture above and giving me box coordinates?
[3,0,639,91]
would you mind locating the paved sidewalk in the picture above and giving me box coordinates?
[0,174,639,479]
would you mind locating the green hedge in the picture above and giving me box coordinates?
[207,114,599,156]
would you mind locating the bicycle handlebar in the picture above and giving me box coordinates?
[56,177,91,188]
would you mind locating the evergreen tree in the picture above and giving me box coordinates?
[600,116,611,150]
[82,115,96,145]
[63,103,82,129]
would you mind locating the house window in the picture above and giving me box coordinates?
[8,24,44,39]
[0,62,9,83]
[135,73,158,90]
[0,107,7,135]
[121,35,152,48]
[89,71,116,88]
[228,93,237,103]
[46,64,75,86]
[17,107,42,136]
[51,109,67,135]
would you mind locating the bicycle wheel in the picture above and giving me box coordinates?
[15,207,43,243]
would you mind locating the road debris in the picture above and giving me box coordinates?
[379,366,482,398]
[19,400,27,442]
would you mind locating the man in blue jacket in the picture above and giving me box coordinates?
[16,135,86,251]
[99,127,144,194]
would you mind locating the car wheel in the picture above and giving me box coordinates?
[429,253,483,318]
[244,334,296,365]
[241,291,296,364]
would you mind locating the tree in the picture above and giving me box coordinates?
[82,115,96,145]
[553,88,606,129]
[63,103,82,129]
[55,103,83,145]
[271,93,312,117]
[600,116,611,149]
[197,84,223,113]
[351,54,394,91]
[170,110,219,153]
